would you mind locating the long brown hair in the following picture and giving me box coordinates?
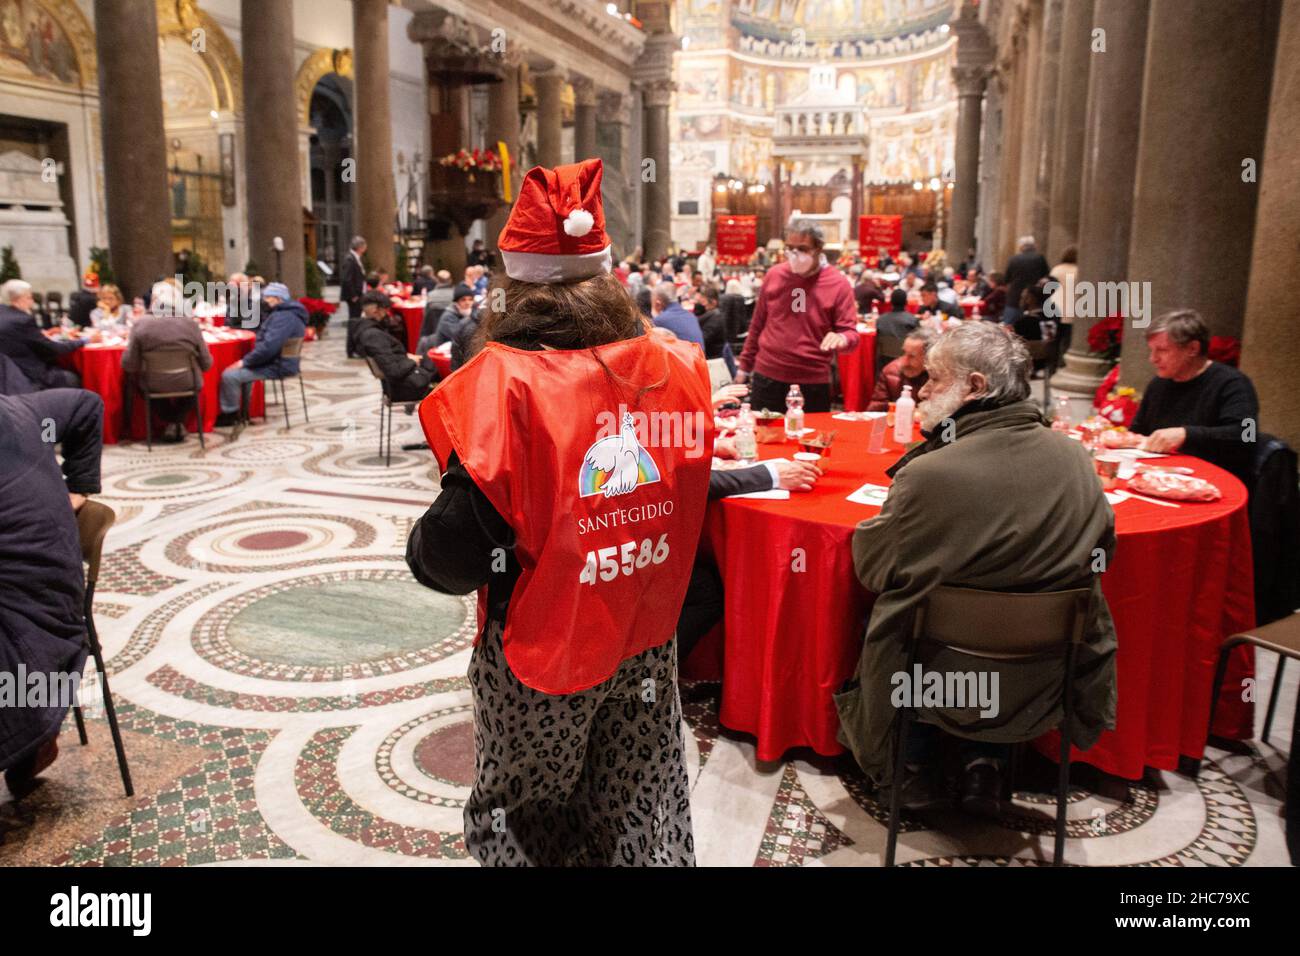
[471,270,664,399]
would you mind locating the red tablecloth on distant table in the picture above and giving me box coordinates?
[837,329,877,411]
[901,296,983,318]
[685,412,1254,779]
[396,302,424,352]
[61,331,265,444]
[426,349,452,379]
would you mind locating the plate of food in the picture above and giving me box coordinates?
[1126,470,1221,502]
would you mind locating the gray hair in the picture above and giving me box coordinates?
[350,235,367,251]
[650,282,677,309]
[1016,235,1037,252]
[1146,308,1210,356]
[927,322,1031,405]
[787,219,825,248]
[0,279,32,305]
[904,327,937,351]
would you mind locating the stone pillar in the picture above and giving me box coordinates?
[485,50,522,251]
[948,66,989,264]
[1241,0,1300,450]
[534,70,564,169]
[93,0,171,300]
[572,77,597,163]
[1030,0,1064,245]
[641,79,673,261]
[1120,0,1279,388]
[1053,0,1150,398]
[352,0,397,273]
[993,42,1026,264]
[595,90,636,258]
[1045,0,1094,263]
[771,160,784,239]
[241,0,304,293]
[1012,2,1045,256]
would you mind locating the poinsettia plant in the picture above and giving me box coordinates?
[438,147,503,173]
[1087,314,1123,367]
[1208,335,1240,367]
[298,297,334,323]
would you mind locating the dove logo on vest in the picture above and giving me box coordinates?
[579,412,662,498]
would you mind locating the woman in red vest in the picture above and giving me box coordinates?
[407,159,715,866]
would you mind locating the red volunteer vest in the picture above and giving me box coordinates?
[419,336,715,694]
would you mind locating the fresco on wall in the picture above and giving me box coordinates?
[0,0,78,86]
[678,60,725,107]
[870,112,953,184]
[733,0,955,41]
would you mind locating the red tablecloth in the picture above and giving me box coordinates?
[837,329,877,411]
[687,412,1255,778]
[61,331,265,444]
[396,302,424,352]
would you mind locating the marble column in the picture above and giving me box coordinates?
[1012,2,1045,257]
[641,79,673,261]
[993,42,1026,263]
[947,66,989,264]
[1120,0,1279,388]
[1045,0,1094,263]
[534,70,564,169]
[93,0,171,300]
[241,0,304,293]
[352,0,397,273]
[594,90,635,258]
[1053,0,1150,398]
[572,77,597,163]
[1030,0,1064,246]
[485,51,522,250]
[1240,0,1300,450]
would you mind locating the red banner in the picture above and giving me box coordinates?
[858,215,903,262]
[715,215,757,265]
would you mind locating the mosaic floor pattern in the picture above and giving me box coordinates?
[1,313,1294,867]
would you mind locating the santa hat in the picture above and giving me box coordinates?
[497,158,611,284]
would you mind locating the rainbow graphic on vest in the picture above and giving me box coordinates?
[579,412,662,498]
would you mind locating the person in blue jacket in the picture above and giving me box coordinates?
[216,282,307,426]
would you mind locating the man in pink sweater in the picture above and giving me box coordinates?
[735,221,859,413]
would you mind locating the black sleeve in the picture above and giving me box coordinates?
[1130,390,1154,436]
[358,326,417,381]
[16,389,104,494]
[707,463,775,500]
[23,319,84,362]
[406,454,514,595]
[1183,371,1260,457]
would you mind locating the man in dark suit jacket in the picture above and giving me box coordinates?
[342,236,367,358]
[1001,236,1050,324]
[0,281,86,389]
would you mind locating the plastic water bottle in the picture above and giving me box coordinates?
[893,384,915,444]
[1052,395,1074,432]
[736,401,757,462]
[784,384,805,439]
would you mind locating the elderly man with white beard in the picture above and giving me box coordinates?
[835,322,1118,817]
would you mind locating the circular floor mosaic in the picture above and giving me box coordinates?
[376,705,475,807]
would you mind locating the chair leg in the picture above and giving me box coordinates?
[145,395,153,451]
[195,390,205,450]
[378,394,385,460]
[1262,654,1285,746]
[299,375,309,422]
[72,704,88,745]
[884,709,912,867]
[386,404,393,467]
[85,590,133,797]
[1054,729,1070,866]
[281,380,291,430]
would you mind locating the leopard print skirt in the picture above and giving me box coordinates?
[463,619,695,866]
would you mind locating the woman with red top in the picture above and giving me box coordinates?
[406,160,714,866]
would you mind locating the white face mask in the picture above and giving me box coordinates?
[786,249,815,274]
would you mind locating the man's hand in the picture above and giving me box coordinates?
[1141,427,1187,454]
[774,459,822,491]
[712,384,749,406]
[230,359,243,371]
[68,493,86,513]
[819,331,848,351]
[732,369,749,384]
[714,436,738,460]
[407,353,422,362]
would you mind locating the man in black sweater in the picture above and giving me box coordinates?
[1001,235,1049,324]
[355,292,437,404]
[1129,309,1259,483]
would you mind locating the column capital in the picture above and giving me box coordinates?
[407,9,504,81]
[638,77,674,109]
[597,90,631,126]
[570,75,597,107]
[952,64,991,97]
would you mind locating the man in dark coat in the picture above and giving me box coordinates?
[0,386,103,794]
[0,280,87,389]
[1001,236,1050,324]
[216,283,307,425]
[342,235,368,358]
[836,323,1116,812]
[356,292,436,403]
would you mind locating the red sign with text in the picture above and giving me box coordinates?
[715,215,758,265]
[858,215,903,262]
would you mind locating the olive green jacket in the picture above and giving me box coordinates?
[834,399,1118,785]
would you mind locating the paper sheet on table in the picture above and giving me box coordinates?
[1104,490,1130,506]
[733,488,790,500]
[833,411,887,421]
[847,482,891,507]
[1105,447,1169,459]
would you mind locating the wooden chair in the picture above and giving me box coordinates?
[885,583,1092,867]
[364,356,395,467]
[138,346,204,451]
[71,501,134,797]
[264,337,308,430]
[1208,612,1300,750]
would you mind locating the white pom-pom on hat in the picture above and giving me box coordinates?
[563,208,594,237]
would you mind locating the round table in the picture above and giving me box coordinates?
[688,412,1254,779]
[60,329,265,444]
[394,300,426,352]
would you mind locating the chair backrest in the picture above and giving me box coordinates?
[706,357,731,393]
[46,291,63,309]
[363,356,385,381]
[279,336,305,359]
[1023,337,1060,363]
[76,500,117,588]
[911,584,1091,659]
[141,345,200,392]
[877,334,907,361]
